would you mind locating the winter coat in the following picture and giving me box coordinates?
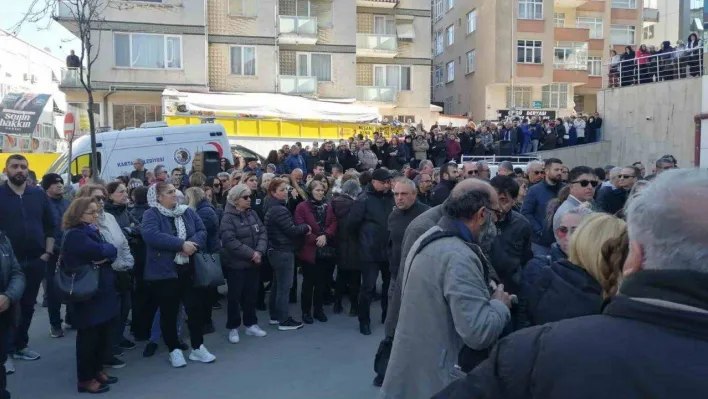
[488,210,534,295]
[60,223,118,329]
[252,189,268,222]
[430,179,456,207]
[141,207,206,281]
[596,186,629,215]
[520,180,564,247]
[195,199,221,254]
[446,139,462,161]
[305,153,319,174]
[459,132,474,155]
[97,212,134,272]
[381,216,510,399]
[387,201,430,278]
[294,200,338,265]
[372,143,389,167]
[348,184,395,263]
[318,149,338,173]
[48,196,71,253]
[412,137,430,160]
[284,154,307,174]
[0,233,25,307]
[356,149,378,171]
[430,140,448,166]
[573,119,586,139]
[636,48,650,65]
[386,144,406,171]
[219,203,267,270]
[130,204,150,223]
[337,149,358,171]
[0,183,55,262]
[330,193,360,271]
[263,196,309,252]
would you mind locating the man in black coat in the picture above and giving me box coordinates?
[434,169,708,399]
[596,166,637,214]
[317,141,338,173]
[349,169,395,336]
[430,163,459,206]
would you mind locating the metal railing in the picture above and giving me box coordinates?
[603,46,706,89]
[60,67,82,87]
[356,34,398,52]
[356,86,397,102]
[279,76,317,95]
[279,16,318,36]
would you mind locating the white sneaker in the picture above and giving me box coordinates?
[189,344,216,363]
[269,319,279,325]
[245,325,267,337]
[169,349,186,368]
[228,329,240,344]
[4,358,14,375]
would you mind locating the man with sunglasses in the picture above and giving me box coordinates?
[521,158,565,256]
[526,161,545,186]
[597,165,638,215]
[552,166,598,232]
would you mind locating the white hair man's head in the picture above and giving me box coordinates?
[624,169,708,274]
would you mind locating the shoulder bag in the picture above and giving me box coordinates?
[54,229,101,303]
[193,251,225,288]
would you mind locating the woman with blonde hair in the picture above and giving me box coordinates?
[525,213,626,326]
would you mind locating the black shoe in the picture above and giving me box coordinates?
[203,322,216,335]
[302,313,314,324]
[373,375,384,387]
[142,342,158,358]
[41,298,48,308]
[178,340,189,351]
[102,356,126,369]
[212,302,222,310]
[118,339,136,350]
[359,323,371,336]
[333,300,343,314]
[313,310,328,322]
[256,302,267,311]
[112,347,124,357]
[278,317,304,331]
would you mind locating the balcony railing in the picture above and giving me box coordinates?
[279,16,318,36]
[356,34,398,55]
[356,86,397,103]
[60,67,83,87]
[603,47,706,89]
[279,76,317,95]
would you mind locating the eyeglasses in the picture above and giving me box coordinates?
[618,174,635,179]
[93,196,105,202]
[241,195,251,200]
[467,170,479,175]
[571,180,599,188]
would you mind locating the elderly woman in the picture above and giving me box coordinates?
[61,197,118,394]
[356,141,379,171]
[330,179,363,315]
[220,184,268,343]
[141,181,213,368]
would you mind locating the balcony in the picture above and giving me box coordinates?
[553,0,588,7]
[60,68,83,88]
[643,7,659,23]
[279,76,317,95]
[553,69,589,85]
[278,16,318,45]
[356,0,398,8]
[356,86,397,103]
[356,34,398,58]
[554,27,590,42]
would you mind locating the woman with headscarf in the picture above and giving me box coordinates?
[620,46,636,87]
[141,181,213,368]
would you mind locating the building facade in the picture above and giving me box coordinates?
[55,0,432,131]
[431,0,642,121]
[641,0,706,47]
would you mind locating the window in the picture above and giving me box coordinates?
[553,13,565,27]
[228,0,257,16]
[434,65,444,87]
[447,0,454,10]
[446,25,455,46]
[434,30,444,56]
[542,83,568,108]
[519,0,543,20]
[466,50,476,73]
[611,0,636,9]
[577,17,603,39]
[467,10,477,33]
[553,42,588,70]
[374,15,396,35]
[517,40,542,64]
[297,53,332,82]
[587,56,602,76]
[610,25,636,45]
[643,25,655,40]
[114,33,182,69]
[112,104,162,131]
[433,0,444,22]
[446,60,455,83]
[506,86,531,108]
[373,65,411,91]
[230,46,256,76]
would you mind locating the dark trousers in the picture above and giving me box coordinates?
[130,269,153,340]
[76,320,112,382]
[358,261,390,324]
[0,311,10,398]
[226,268,259,329]
[197,287,216,327]
[149,272,204,351]
[300,260,328,314]
[46,254,73,328]
[111,287,131,351]
[5,259,44,353]
[290,259,300,302]
[335,268,360,306]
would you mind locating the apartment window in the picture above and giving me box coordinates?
[643,25,655,40]
[434,0,444,22]
[297,53,332,82]
[542,83,568,108]
[553,13,565,27]
[228,0,257,16]
[446,25,455,46]
[587,56,602,76]
[467,10,477,33]
[517,40,542,64]
[374,15,396,35]
[506,86,531,108]
[435,30,444,56]
[553,42,588,70]
[230,46,256,76]
[434,65,444,87]
[466,50,476,74]
[577,17,603,39]
[114,33,182,69]
[112,104,162,131]
[447,0,454,10]
[518,0,543,20]
[611,0,636,9]
[446,60,455,83]
[373,65,411,91]
[610,25,636,45]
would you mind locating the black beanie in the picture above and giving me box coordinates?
[41,173,64,190]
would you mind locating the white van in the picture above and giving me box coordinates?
[46,123,232,181]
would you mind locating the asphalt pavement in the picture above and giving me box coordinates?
[9,289,384,399]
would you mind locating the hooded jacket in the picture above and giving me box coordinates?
[330,192,360,271]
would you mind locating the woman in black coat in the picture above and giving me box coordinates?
[386,137,406,171]
[330,180,363,316]
[430,134,448,167]
[620,46,636,87]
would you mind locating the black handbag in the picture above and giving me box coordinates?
[54,229,101,303]
[316,245,337,262]
[193,252,225,288]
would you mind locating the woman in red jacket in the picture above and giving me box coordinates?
[636,44,651,84]
[294,180,338,324]
[445,132,462,163]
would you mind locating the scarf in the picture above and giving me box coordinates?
[310,199,327,233]
[147,184,190,264]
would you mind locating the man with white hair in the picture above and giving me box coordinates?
[434,168,708,399]
[526,160,545,186]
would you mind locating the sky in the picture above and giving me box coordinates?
[1,0,80,59]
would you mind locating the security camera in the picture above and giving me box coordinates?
[646,116,653,120]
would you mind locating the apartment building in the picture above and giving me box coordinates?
[55,0,432,131]
[641,0,706,47]
[431,0,642,121]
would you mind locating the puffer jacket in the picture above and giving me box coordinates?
[348,184,395,263]
[220,203,267,270]
[0,233,26,306]
[412,137,429,160]
[263,196,309,252]
[331,193,359,271]
[195,199,221,254]
[357,149,378,171]
[97,212,134,272]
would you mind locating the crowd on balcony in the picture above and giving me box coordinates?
[608,33,704,87]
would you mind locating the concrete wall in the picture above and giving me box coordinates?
[532,141,612,168]
[100,0,206,26]
[597,77,701,168]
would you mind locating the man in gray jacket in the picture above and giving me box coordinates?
[379,180,512,399]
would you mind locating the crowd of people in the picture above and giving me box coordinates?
[0,135,703,398]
